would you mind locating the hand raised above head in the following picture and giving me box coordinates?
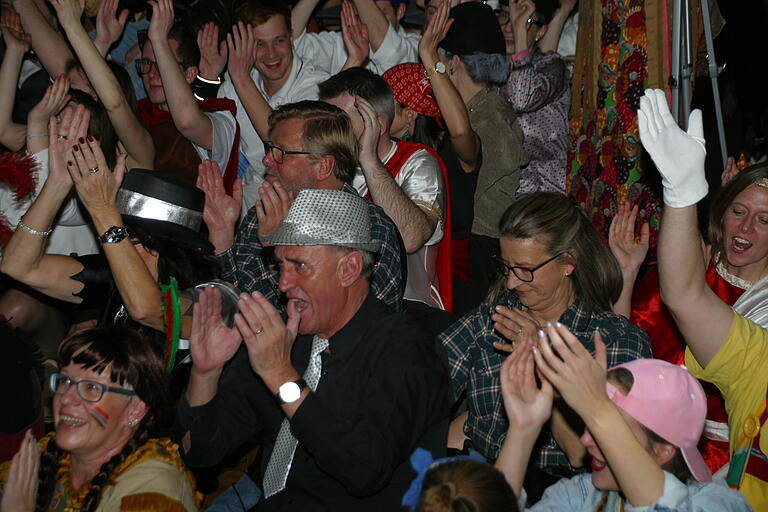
[637,89,707,208]
[197,22,227,80]
[0,7,31,52]
[226,22,257,82]
[608,202,649,273]
[67,136,126,215]
[190,286,243,375]
[96,0,129,49]
[341,0,369,67]
[418,0,453,61]
[147,0,175,43]
[50,0,85,30]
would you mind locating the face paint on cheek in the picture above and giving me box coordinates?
[89,407,109,428]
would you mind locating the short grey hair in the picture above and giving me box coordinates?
[332,247,377,281]
[446,52,511,85]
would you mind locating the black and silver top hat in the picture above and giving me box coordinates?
[116,169,213,253]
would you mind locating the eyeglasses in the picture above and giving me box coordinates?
[134,57,184,76]
[263,141,314,164]
[492,252,566,282]
[493,10,544,27]
[50,373,137,403]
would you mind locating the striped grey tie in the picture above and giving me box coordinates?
[262,335,329,497]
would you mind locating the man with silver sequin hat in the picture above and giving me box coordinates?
[177,188,450,511]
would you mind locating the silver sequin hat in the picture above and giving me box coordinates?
[262,189,382,253]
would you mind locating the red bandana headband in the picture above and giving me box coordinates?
[383,63,442,122]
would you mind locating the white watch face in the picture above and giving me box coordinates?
[279,381,302,403]
[435,62,446,74]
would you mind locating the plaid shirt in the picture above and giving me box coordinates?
[438,292,652,467]
[218,183,405,312]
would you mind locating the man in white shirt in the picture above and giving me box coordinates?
[217,0,330,211]
[291,0,419,75]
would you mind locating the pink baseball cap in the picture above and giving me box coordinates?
[605,359,711,482]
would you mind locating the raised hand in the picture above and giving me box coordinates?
[608,202,649,274]
[234,291,300,379]
[27,76,71,128]
[95,0,129,52]
[147,0,175,43]
[47,103,90,186]
[720,156,738,186]
[226,22,257,82]
[532,323,610,420]
[50,0,86,31]
[196,160,242,253]
[0,7,31,53]
[340,0,369,68]
[418,0,453,62]
[67,136,127,215]
[492,306,541,351]
[0,430,39,512]
[500,340,553,433]
[190,286,243,375]
[197,22,227,80]
[256,180,294,240]
[354,95,381,168]
[637,89,707,208]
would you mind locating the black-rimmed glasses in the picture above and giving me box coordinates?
[134,57,184,76]
[493,9,544,27]
[492,252,566,282]
[263,141,314,164]
[50,373,137,403]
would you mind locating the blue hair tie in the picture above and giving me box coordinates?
[401,447,485,510]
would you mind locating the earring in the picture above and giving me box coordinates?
[403,129,412,141]
[127,419,137,428]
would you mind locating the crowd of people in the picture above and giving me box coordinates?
[0,0,764,511]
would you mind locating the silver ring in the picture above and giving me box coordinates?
[254,327,264,335]
[57,135,67,140]
[87,166,99,173]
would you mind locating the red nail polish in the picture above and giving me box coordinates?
[73,145,79,152]
[87,136,94,142]
[78,137,85,144]
[67,161,73,166]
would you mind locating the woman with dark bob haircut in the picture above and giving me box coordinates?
[0,326,199,511]
[439,192,651,499]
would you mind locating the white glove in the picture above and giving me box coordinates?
[637,88,707,208]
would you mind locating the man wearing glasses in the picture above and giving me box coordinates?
[135,0,240,187]
[215,0,331,213]
[201,100,406,315]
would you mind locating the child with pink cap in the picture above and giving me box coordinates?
[494,322,751,511]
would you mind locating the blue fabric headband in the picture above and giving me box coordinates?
[401,448,485,511]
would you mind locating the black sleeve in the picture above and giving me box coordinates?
[69,254,114,310]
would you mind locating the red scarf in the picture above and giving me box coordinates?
[137,98,240,194]
[366,140,453,312]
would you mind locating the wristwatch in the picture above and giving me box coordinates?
[276,378,307,404]
[98,226,129,244]
[424,61,446,79]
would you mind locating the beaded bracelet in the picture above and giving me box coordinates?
[25,133,49,139]
[17,220,52,236]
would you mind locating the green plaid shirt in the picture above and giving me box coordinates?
[218,184,405,312]
[438,292,652,468]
